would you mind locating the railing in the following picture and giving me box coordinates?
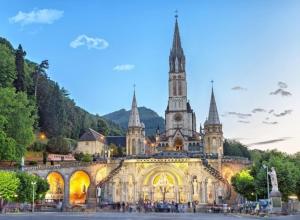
[23,160,108,171]
[201,159,231,200]
[97,159,124,187]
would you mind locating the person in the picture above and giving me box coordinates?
[193,201,196,213]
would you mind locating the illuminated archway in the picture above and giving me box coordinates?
[174,138,183,151]
[45,171,64,202]
[152,172,175,202]
[69,170,90,204]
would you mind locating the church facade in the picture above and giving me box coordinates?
[28,17,250,209]
[99,17,240,205]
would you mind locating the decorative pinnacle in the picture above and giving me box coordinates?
[211,80,214,88]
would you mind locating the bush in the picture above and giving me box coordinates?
[74,152,84,161]
[28,142,46,152]
[46,136,70,154]
[28,161,37,166]
[82,154,92,162]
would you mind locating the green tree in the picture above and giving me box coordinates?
[109,143,123,157]
[231,169,256,201]
[15,172,49,203]
[0,42,16,87]
[0,88,35,161]
[249,150,299,201]
[0,171,19,204]
[13,44,26,92]
[0,115,17,162]
[224,139,251,159]
[46,136,70,154]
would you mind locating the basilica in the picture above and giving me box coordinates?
[97,17,246,205]
[28,17,250,209]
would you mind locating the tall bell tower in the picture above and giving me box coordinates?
[164,15,196,150]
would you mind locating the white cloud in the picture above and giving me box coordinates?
[113,64,135,71]
[9,9,63,25]
[70,35,109,50]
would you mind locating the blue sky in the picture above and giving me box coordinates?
[1,0,300,153]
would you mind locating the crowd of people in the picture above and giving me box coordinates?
[99,201,199,213]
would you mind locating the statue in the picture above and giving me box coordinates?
[97,186,102,197]
[268,167,279,192]
[192,178,198,195]
[128,176,134,202]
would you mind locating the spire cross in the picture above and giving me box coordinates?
[133,83,136,91]
[210,80,214,88]
[175,10,178,19]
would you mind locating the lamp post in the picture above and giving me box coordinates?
[31,181,37,212]
[262,164,270,201]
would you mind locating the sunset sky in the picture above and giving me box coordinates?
[1,0,299,153]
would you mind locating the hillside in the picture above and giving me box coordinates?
[0,37,124,140]
[103,107,165,136]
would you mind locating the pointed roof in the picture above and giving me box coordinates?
[128,90,141,127]
[207,87,221,125]
[170,17,184,55]
[169,16,185,73]
[79,128,105,142]
[172,18,182,52]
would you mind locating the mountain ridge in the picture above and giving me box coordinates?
[102,106,165,136]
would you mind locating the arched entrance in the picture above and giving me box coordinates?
[153,172,176,202]
[141,165,187,203]
[45,172,64,202]
[69,171,90,204]
[174,138,183,151]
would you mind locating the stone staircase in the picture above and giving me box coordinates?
[97,159,124,187]
[202,159,231,200]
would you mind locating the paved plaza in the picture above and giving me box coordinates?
[0,212,299,220]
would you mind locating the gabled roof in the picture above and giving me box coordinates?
[79,128,105,142]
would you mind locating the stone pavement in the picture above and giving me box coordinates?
[0,212,299,220]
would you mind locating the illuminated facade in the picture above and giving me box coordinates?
[29,16,251,209]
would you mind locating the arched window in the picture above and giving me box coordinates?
[173,77,177,96]
[132,139,136,155]
[178,80,182,96]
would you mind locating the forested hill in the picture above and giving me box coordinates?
[0,37,124,140]
[103,107,165,136]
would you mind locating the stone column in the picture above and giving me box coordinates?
[87,182,97,209]
[203,180,207,203]
[62,174,70,210]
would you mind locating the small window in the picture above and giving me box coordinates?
[85,142,89,145]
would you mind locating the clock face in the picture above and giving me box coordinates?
[174,113,182,122]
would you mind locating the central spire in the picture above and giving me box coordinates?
[169,15,185,73]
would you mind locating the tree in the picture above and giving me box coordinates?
[0,88,36,161]
[46,136,70,155]
[13,44,26,92]
[249,150,300,201]
[231,169,256,201]
[224,139,251,159]
[33,60,48,98]
[109,143,123,157]
[0,116,17,161]
[0,42,16,87]
[0,171,19,205]
[15,172,49,203]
